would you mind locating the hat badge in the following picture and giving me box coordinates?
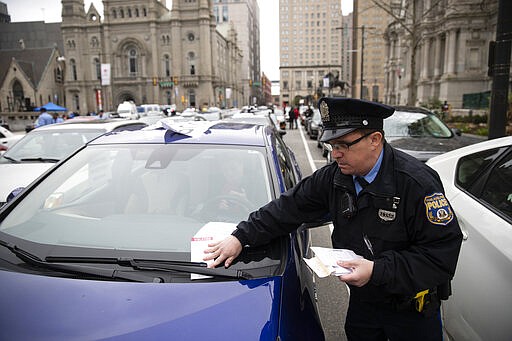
[320,101,330,121]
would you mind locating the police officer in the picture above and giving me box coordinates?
[205,97,463,341]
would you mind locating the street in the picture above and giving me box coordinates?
[281,123,349,341]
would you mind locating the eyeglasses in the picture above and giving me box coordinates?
[328,131,375,152]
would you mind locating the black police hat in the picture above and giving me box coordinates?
[318,97,395,142]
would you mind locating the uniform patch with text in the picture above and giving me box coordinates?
[424,193,454,226]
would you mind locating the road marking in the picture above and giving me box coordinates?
[298,124,318,173]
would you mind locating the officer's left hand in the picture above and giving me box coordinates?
[337,258,374,287]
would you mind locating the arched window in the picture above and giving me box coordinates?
[188,51,195,75]
[128,8,132,17]
[143,8,147,16]
[70,59,78,81]
[73,94,80,111]
[135,8,139,17]
[164,55,170,77]
[120,9,124,18]
[94,58,101,80]
[112,9,117,19]
[128,49,138,76]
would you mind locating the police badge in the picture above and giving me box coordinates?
[424,193,454,226]
[320,100,330,122]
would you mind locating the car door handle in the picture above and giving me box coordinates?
[461,229,468,241]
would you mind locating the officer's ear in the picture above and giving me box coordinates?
[369,130,383,145]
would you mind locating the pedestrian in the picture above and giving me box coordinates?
[34,107,54,128]
[204,97,463,341]
[292,106,299,129]
[288,106,295,130]
[441,100,450,120]
[52,112,64,123]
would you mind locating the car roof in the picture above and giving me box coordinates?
[32,118,146,131]
[89,121,271,147]
[392,106,434,115]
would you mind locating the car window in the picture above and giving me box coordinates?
[480,151,512,220]
[455,146,509,188]
[274,135,297,190]
[0,144,272,253]
[384,111,452,138]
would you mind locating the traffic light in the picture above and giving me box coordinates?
[262,78,266,86]
[249,79,253,87]
[173,76,178,85]
[152,77,157,86]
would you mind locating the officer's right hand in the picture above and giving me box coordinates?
[203,235,242,268]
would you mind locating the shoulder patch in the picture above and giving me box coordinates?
[424,192,454,226]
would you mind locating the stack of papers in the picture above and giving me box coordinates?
[303,246,362,278]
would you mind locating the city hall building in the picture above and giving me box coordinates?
[60,0,243,113]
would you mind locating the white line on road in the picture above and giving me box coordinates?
[298,124,318,173]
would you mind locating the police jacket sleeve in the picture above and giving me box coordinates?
[233,166,334,247]
[370,167,463,295]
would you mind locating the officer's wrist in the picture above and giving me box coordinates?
[231,228,250,247]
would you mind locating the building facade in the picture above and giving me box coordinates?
[384,0,499,107]
[213,0,261,106]
[352,0,392,102]
[0,46,65,112]
[279,0,344,107]
[61,0,243,113]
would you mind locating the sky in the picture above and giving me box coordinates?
[3,0,353,80]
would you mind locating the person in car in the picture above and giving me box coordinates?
[205,97,463,341]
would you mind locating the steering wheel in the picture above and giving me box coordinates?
[198,194,256,221]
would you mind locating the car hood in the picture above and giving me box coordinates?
[387,135,482,161]
[0,270,281,340]
[0,163,53,201]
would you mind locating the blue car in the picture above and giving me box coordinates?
[0,121,325,340]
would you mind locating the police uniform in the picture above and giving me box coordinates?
[231,98,463,340]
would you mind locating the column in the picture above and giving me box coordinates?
[446,30,456,75]
[434,36,442,77]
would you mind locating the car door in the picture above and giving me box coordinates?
[442,147,512,341]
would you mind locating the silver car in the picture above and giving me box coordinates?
[427,136,512,341]
[0,118,147,206]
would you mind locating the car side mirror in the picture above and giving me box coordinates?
[451,128,461,136]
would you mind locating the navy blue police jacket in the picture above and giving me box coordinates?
[233,142,463,303]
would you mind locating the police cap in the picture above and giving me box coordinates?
[318,97,395,142]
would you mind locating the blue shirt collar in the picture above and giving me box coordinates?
[353,148,384,193]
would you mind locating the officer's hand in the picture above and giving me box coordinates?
[203,235,242,268]
[337,258,374,287]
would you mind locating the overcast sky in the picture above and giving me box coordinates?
[3,0,353,80]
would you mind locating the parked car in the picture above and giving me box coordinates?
[0,118,147,206]
[0,121,323,340]
[318,106,483,163]
[116,101,139,119]
[223,112,286,137]
[426,136,512,341]
[0,126,23,153]
[305,109,321,139]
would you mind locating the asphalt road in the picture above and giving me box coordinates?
[281,123,349,341]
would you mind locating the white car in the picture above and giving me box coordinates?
[0,118,147,206]
[0,126,23,153]
[426,135,512,341]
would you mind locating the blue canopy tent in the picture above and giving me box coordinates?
[35,102,67,112]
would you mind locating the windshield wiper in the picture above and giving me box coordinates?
[0,241,152,282]
[19,157,59,163]
[2,155,20,163]
[46,256,252,280]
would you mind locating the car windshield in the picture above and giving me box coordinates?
[384,111,452,138]
[0,144,272,254]
[2,129,106,160]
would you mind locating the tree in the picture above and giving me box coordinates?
[372,0,444,106]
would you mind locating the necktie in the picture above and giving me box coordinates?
[356,176,369,189]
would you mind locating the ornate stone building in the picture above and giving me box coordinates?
[384,0,499,107]
[61,0,243,113]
